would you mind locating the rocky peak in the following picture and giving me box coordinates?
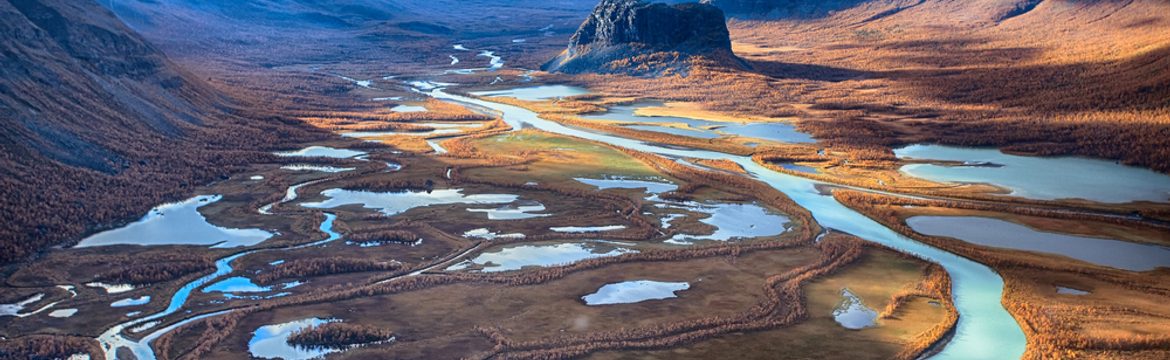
[569,0,731,52]
[544,0,739,75]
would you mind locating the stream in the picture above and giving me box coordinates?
[427,87,1028,360]
[97,214,342,360]
[94,79,1025,359]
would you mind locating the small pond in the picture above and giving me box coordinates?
[1056,287,1090,296]
[574,177,678,199]
[551,225,626,233]
[467,200,551,220]
[280,165,354,173]
[463,228,526,240]
[390,105,427,113]
[668,202,789,244]
[274,146,367,159]
[582,280,690,305]
[447,242,636,272]
[248,318,339,360]
[202,277,270,294]
[301,188,518,216]
[75,195,273,248]
[833,288,879,330]
[111,296,151,308]
[341,122,482,139]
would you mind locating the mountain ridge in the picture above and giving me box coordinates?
[0,0,324,263]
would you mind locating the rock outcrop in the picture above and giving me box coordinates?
[543,0,741,75]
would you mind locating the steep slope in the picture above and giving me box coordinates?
[715,0,1170,171]
[705,0,1045,22]
[101,0,598,114]
[544,0,742,75]
[0,0,324,263]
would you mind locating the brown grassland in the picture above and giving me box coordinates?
[833,190,1170,359]
[5,0,1170,359]
[0,121,956,360]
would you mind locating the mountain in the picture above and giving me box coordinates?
[543,0,742,75]
[0,0,323,263]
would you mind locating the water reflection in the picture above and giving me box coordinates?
[833,288,878,330]
[280,165,355,173]
[667,202,789,244]
[428,87,1028,358]
[274,146,367,159]
[471,85,589,101]
[896,145,1170,203]
[467,200,551,220]
[390,105,427,113]
[582,280,690,305]
[551,225,626,233]
[248,318,339,360]
[906,216,1170,271]
[301,188,518,216]
[580,102,814,144]
[111,296,151,308]
[447,242,636,272]
[202,277,270,294]
[1056,287,1090,296]
[76,195,273,248]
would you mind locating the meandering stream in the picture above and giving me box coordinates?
[94,80,1026,359]
[97,214,342,360]
[427,87,1028,360]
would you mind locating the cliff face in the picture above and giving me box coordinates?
[569,0,731,52]
[544,0,739,75]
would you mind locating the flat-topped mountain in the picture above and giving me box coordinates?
[544,0,741,75]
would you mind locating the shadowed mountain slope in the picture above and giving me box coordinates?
[0,0,324,263]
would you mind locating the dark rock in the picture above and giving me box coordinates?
[544,0,741,75]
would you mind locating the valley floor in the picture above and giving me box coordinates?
[3,1,1170,359]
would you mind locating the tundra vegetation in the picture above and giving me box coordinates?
[2,0,1169,359]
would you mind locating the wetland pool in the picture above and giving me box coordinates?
[301,188,518,216]
[906,216,1170,271]
[579,102,814,144]
[667,202,790,244]
[273,146,367,159]
[447,241,636,272]
[248,318,340,360]
[896,144,1170,203]
[430,86,1028,359]
[833,288,879,330]
[471,85,590,101]
[75,195,273,248]
[582,280,690,305]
